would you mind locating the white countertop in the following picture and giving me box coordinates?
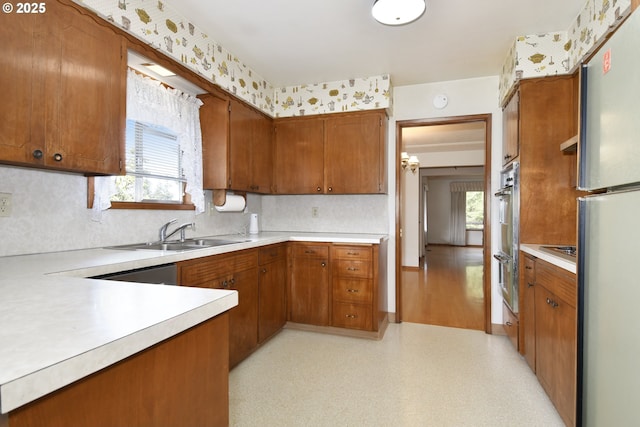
[0,232,387,414]
[520,244,577,273]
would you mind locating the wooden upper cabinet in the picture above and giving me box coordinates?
[273,110,387,195]
[518,75,580,245]
[200,96,273,193]
[325,111,387,194]
[502,91,519,166]
[274,117,325,193]
[229,99,273,193]
[200,94,230,190]
[0,0,125,174]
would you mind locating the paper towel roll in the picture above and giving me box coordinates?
[214,194,246,212]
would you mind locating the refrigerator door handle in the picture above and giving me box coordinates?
[578,63,589,191]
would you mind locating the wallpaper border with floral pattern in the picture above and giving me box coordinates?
[72,0,391,118]
[499,0,632,104]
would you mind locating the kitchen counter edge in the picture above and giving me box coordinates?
[520,244,576,274]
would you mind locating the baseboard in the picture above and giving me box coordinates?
[285,313,389,341]
[491,323,507,336]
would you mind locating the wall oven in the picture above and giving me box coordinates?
[494,161,519,313]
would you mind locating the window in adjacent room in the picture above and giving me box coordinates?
[465,191,484,230]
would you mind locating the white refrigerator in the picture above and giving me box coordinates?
[577,7,640,426]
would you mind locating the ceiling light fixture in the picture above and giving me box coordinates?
[372,0,426,26]
[401,152,420,174]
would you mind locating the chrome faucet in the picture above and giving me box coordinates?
[158,219,195,242]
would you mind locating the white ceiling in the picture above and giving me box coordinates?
[163,0,585,88]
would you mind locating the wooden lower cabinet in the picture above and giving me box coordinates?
[258,244,287,343]
[8,314,229,427]
[177,246,288,368]
[288,243,330,326]
[502,302,519,350]
[521,253,536,371]
[178,249,259,368]
[289,242,386,333]
[534,259,577,427]
[331,244,376,331]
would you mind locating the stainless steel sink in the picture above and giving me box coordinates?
[105,238,248,252]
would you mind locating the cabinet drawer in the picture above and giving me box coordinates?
[334,259,372,278]
[258,244,286,265]
[333,278,372,303]
[535,260,576,308]
[332,302,372,331]
[503,302,519,351]
[179,249,257,287]
[291,244,329,258]
[332,245,372,261]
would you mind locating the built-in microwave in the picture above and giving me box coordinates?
[494,162,519,313]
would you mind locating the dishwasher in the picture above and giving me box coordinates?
[92,263,178,285]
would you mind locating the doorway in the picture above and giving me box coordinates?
[395,114,492,333]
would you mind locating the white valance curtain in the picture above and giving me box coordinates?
[92,70,205,220]
[450,181,483,246]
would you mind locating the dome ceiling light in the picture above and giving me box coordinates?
[372,0,426,26]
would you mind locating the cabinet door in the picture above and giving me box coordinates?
[200,94,230,190]
[273,117,325,194]
[229,99,254,191]
[251,112,273,193]
[535,284,576,426]
[325,112,386,194]
[0,2,125,174]
[521,255,536,371]
[227,267,259,368]
[289,245,330,326]
[0,12,37,165]
[502,91,519,166]
[258,254,287,343]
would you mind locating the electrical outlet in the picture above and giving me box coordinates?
[0,193,12,217]
[311,207,319,218]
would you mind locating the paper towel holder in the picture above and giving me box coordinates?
[213,189,246,207]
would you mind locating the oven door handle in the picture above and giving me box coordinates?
[493,253,511,264]
[494,188,512,197]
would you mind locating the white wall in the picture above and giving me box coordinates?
[391,76,504,324]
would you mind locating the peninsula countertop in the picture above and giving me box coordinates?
[0,232,388,415]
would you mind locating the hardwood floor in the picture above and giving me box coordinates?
[401,245,484,330]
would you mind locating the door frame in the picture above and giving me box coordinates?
[395,114,493,334]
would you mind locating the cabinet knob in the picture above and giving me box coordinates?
[321,262,326,267]
[261,268,267,274]
[53,153,63,162]
[316,187,322,192]
[32,149,43,159]
[328,187,333,192]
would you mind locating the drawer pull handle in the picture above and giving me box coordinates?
[347,289,359,293]
[346,314,358,319]
[304,250,315,254]
[525,266,533,270]
[346,267,359,271]
[347,252,359,255]
[527,282,534,288]
[506,321,513,327]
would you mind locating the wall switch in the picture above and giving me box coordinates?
[0,193,12,217]
[311,207,319,218]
